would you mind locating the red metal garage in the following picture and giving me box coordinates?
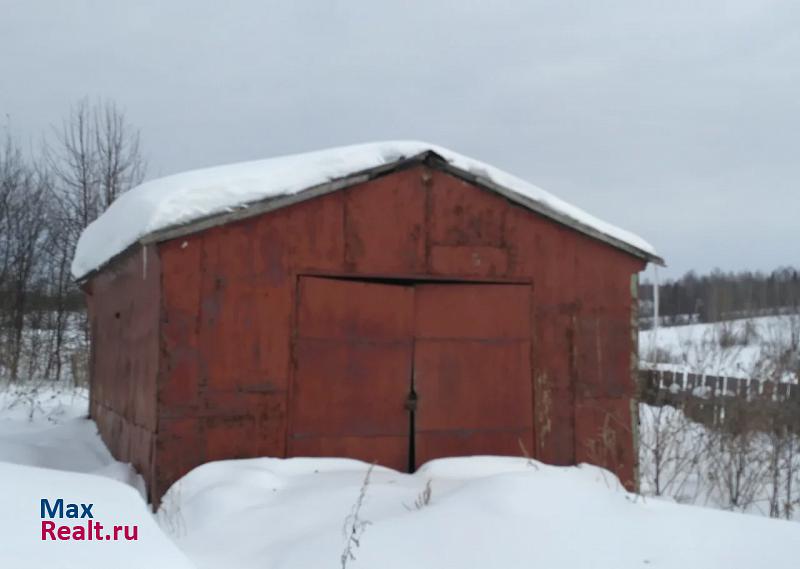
[74,142,662,505]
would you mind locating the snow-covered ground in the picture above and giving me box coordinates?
[640,314,800,381]
[0,386,192,568]
[2,385,800,568]
[1,462,194,569]
[0,386,142,489]
[161,455,800,569]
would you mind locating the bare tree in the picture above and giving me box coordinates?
[47,97,146,250]
[639,403,707,501]
[706,416,768,512]
[0,134,51,381]
[94,100,145,210]
[47,99,96,246]
[44,97,146,352]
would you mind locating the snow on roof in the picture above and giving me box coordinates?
[71,141,660,279]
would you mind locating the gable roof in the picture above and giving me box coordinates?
[71,141,663,280]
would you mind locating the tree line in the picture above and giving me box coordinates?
[640,267,800,327]
[0,99,144,384]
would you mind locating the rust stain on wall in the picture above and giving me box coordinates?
[534,371,552,455]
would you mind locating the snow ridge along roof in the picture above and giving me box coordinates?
[71,140,662,280]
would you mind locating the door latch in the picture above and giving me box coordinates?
[404,390,418,412]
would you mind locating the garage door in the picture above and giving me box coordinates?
[288,277,414,471]
[289,277,533,470]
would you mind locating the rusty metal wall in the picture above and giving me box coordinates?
[146,164,644,501]
[87,244,160,498]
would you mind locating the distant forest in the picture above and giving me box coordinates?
[639,267,800,327]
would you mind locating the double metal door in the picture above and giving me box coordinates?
[288,276,533,470]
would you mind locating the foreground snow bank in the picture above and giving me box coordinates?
[0,386,190,568]
[0,462,194,569]
[161,456,800,569]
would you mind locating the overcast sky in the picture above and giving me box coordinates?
[1,1,798,279]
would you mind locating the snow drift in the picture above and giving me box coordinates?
[0,462,193,569]
[160,456,800,569]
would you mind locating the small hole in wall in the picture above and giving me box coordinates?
[114,312,121,319]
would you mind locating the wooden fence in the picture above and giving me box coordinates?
[639,368,800,431]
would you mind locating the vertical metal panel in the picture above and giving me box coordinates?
[428,172,505,246]
[414,283,531,340]
[343,169,427,274]
[413,283,534,467]
[159,236,202,408]
[291,341,410,436]
[574,397,636,488]
[87,245,160,501]
[504,204,579,466]
[253,189,346,277]
[154,416,199,501]
[295,276,415,340]
[288,277,413,471]
[201,390,287,463]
